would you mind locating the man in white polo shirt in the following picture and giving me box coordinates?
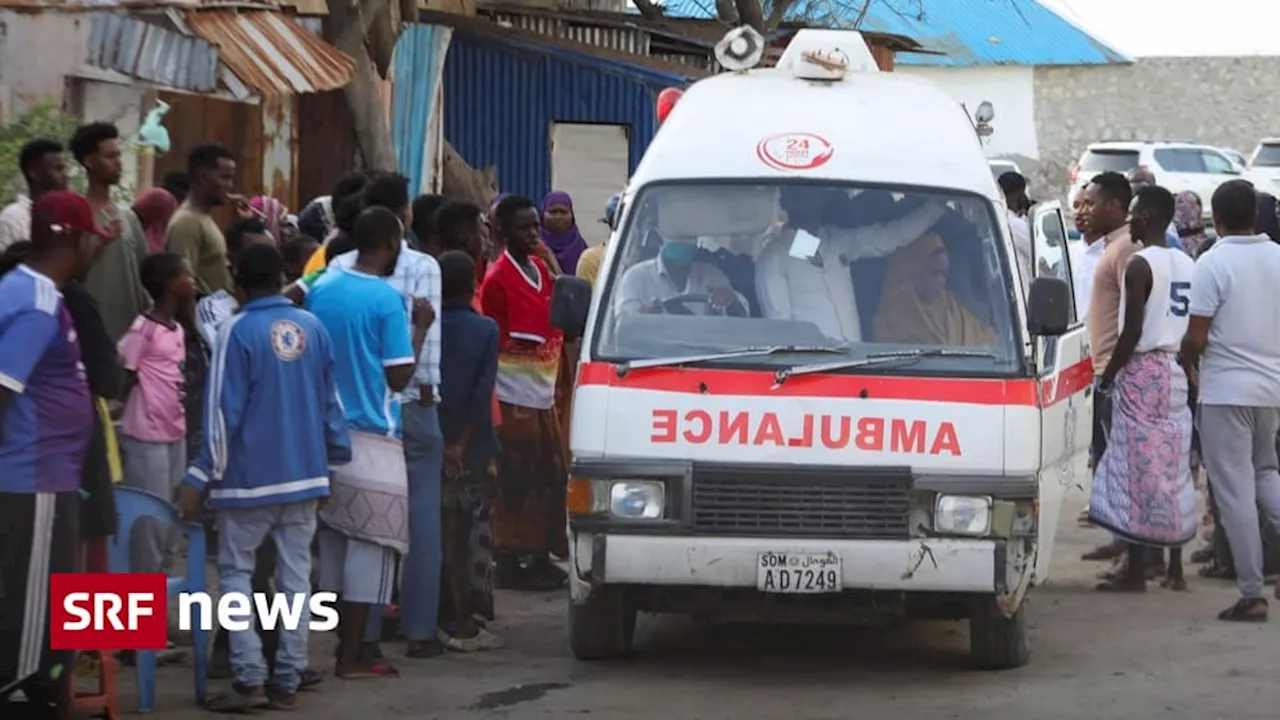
[1184,179,1280,622]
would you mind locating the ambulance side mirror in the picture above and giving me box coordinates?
[1026,276,1071,336]
[551,275,592,340]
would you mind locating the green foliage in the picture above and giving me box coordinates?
[0,101,80,204]
[0,100,143,205]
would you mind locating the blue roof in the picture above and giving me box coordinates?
[658,0,1129,67]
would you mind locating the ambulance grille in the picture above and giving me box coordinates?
[691,468,912,539]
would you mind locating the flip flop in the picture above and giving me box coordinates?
[336,661,399,679]
[298,669,323,691]
[1095,578,1146,593]
[206,686,270,713]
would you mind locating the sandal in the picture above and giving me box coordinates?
[1217,597,1268,622]
[1189,547,1214,564]
[442,627,505,653]
[1199,563,1235,580]
[1096,577,1146,593]
[336,661,400,679]
[206,684,270,713]
[264,687,297,711]
[298,668,323,691]
[1081,543,1124,562]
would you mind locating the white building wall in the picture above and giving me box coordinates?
[897,65,1040,162]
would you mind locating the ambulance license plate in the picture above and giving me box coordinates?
[756,551,842,594]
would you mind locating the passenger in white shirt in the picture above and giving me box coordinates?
[1070,193,1106,320]
[1183,180,1280,620]
[1088,186,1196,592]
[997,172,1033,296]
[754,189,944,342]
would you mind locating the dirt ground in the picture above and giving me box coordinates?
[132,485,1280,719]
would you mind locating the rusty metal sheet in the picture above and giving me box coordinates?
[259,93,297,208]
[184,9,355,95]
[86,11,218,93]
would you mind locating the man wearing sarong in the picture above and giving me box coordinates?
[1089,186,1196,592]
[480,195,569,591]
[307,207,429,676]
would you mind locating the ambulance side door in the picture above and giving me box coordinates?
[1029,201,1093,582]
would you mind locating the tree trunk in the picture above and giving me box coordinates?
[715,0,737,23]
[441,139,498,207]
[326,0,397,172]
[733,0,765,31]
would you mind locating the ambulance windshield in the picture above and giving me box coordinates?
[592,181,1022,374]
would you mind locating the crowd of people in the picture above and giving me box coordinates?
[5,117,1280,716]
[1033,166,1280,621]
[0,122,610,715]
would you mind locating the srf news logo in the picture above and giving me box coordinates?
[49,574,338,650]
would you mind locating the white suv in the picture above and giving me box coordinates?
[1244,138,1280,193]
[1067,141,1242,214]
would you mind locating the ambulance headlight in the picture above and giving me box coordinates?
[934,495,992,536]
[609,481,665,520]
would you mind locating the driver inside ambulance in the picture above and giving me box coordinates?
[613,236,748,317]
[754,188,947,341]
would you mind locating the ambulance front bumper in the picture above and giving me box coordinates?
[573,533,1005,594]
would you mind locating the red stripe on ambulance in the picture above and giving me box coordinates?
[577,358,1093,408]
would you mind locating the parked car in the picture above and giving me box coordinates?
[988,159,1022,182]
[1220,148,1248,170]
[1245,138,1280,194]
[1067,141,1241,215]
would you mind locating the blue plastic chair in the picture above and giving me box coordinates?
[108,486,208,713]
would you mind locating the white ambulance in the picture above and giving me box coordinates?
[550,28,1090,669]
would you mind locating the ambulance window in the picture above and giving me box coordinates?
[593,181,1022,376]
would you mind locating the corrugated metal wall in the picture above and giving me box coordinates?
[393,24,452,196]
[442,32,683,200]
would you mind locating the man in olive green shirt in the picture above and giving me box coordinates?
[166,143,239,296]
[71,122,150,342]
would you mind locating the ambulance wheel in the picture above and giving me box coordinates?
[569,586,635,660]
[968,598,1030,670]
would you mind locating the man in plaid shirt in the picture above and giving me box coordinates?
[327,173,445,658]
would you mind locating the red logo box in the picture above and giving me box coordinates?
[49,573,168,650]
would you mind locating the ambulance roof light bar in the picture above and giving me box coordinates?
[776,29,880,80]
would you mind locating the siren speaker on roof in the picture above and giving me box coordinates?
[715,25,766,72]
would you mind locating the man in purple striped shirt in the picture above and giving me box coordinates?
[0,190,108,714]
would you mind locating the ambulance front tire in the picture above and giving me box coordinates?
[968,598,1030,670]
[569,586,636,660]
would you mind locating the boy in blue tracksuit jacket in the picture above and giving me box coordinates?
[178,245,350,710]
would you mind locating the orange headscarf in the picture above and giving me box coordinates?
[132,188,179,254]
[873,234,995,347]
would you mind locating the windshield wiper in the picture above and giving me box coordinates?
[616,345,846,376]
[774,348,1000,385]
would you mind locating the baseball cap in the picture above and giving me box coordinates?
[31,191,112,240]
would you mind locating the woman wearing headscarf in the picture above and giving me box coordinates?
[540,191,589,275]
[1173,191,1210,258]
[249,196,289,240]
[132,187,179,254]
[872,234,996,347]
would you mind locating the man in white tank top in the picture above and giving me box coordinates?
[1088,186,1197,593]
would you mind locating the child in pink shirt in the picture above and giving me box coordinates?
[119,252,196,574]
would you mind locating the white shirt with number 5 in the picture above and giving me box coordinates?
[1120,245,1195,355]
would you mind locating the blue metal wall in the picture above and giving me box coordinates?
[393,24,450,195]
[442,31,692,201]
